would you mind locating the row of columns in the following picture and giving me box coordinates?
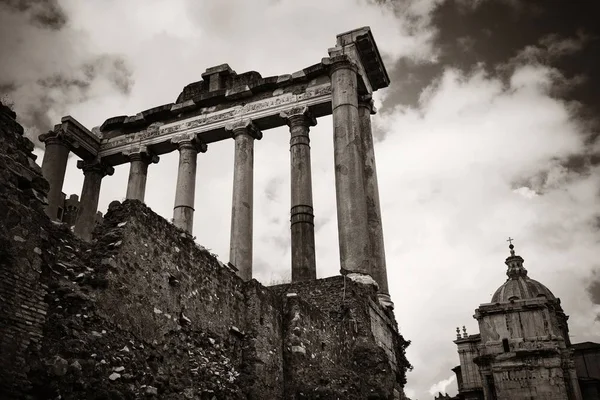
[40,133,114,241]
[39,55,389,304]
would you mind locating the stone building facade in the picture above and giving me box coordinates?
[448,244,596,400]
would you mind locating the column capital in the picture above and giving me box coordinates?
[324,54,359,75]
[77,158,114,177]
[122,145,160,164]
[38,129,77,149]
[225,119,262,140]
[280,106,317,128]
[358,94,377,115]
[171,132,208,153]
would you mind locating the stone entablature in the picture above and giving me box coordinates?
[47,27,388,168]
[40,116,101,160]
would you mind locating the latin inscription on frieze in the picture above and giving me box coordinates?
[101,83,332,153]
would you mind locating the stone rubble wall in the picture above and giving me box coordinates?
[0,102,410,399]
[274,277,411,398]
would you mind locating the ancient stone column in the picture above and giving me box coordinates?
[171,133,207,234]
[225,119,262,281]
[123,146,159,202]
[329,55,372,276]
[358,94,391,306]
[280,107,317,282]
[39,131,71,220]
[74,159,114,241]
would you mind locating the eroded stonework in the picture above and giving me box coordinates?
[0,102,411,399]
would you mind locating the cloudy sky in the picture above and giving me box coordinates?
[2,0,599,398]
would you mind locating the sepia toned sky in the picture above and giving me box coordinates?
[1,0,599,398]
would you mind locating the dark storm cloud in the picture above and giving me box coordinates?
[3,54,134,143]
[587,269,600,305]
[380,0,600,118]
[1,0,67,30]
[0,2,134,144]
[378,0,600,206]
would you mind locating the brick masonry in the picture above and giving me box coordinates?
[0,102,51,399]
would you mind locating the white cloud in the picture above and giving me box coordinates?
[374,63,599,396]
[428,374,456,396]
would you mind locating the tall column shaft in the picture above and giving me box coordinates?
[40,137,70,220]
[126,159,148,201]
[358,96,390,299]
[227,120,262,281]
[281,107,317,282]
[74,159,114,241]
[172,137,206,234]
[329,56,372,275]
[125,148,159,202]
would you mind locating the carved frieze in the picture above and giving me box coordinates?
[100,82,332,158]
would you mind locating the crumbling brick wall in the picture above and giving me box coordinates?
[0,102,51,399]
[0,103,411,399]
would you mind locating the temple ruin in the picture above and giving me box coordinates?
[0,27,412,399]
[38,26,393,306]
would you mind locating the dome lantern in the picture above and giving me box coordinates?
[491,239,556,303]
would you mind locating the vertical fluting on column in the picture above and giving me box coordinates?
[358,94,391,305]
[329,55,372,276]
[39,132,70,220]
[124,146,159,202]
[226,119,262,281]
[74,159,114,241]
[171,134,207,234]
[280,107,317,282]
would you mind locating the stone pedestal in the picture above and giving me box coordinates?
[124,147,159,202]
[39,133,70,220]
[329,56,372,276]
[74,159,114,241]
[171,134,207,234]
[358,95,390,302]
[280,107,317,282]
[226,120,262,281]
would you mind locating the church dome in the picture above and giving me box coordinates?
[491,242,556,303]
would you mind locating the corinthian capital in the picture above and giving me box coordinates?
[280,106,317,128]
[77,158,114,177]
[122,145,160,164]
[358,94,377,115]
[225,119,262,140]
[171,132,208,153]
[38,127,79,149]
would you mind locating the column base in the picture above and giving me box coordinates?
[378,293,394,310]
